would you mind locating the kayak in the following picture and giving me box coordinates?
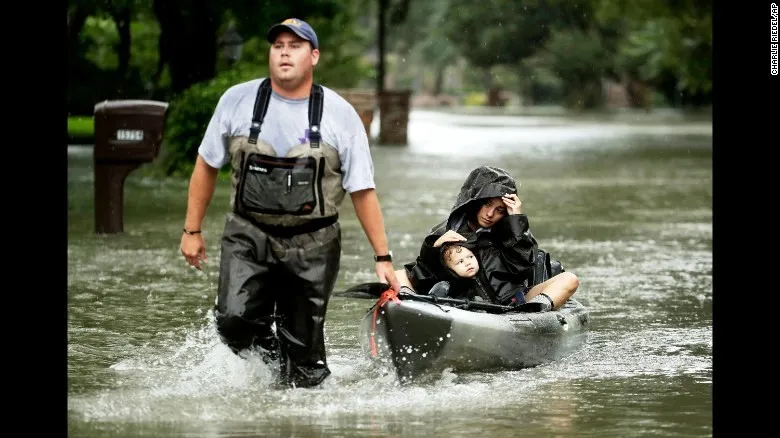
[357,296,591,383]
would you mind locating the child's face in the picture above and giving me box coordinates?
[445,247,479,278]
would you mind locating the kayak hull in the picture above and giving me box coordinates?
[358,298,591,382]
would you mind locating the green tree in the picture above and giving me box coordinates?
[593,0,712,107]
[517,0,616,108]
[151,0,357,95]
[533,28,612,109]
[442,0,552,91]
[387,0,458,95]
[67,0,371,114]
[68,0,156,114]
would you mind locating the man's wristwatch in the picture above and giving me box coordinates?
[374,251,393,263]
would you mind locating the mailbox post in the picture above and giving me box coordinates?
[93,100,169,234]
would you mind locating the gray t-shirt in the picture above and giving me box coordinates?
[198,77,376,193]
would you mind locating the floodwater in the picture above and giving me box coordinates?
[67,108,712,437]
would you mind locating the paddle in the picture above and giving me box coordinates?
[334,282,545,314]
[335,281,395,299]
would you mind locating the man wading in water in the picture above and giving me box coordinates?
[180,18,399,388]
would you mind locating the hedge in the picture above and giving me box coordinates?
[155,65,270,178]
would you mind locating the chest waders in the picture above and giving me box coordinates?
[213,79,344,388]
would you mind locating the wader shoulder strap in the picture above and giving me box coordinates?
[248,79,273,145]
[308,84,324,148]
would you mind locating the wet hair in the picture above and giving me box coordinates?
[463,200,484,223]
[442,244,470,266]
[464,196,508,224]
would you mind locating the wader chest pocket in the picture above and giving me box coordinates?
[239,154,318,215]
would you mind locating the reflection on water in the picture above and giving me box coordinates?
[400,110,711,158]
[68,109,712,437]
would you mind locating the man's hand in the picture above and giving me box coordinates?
[502,194,522,215]
[181,233,207,270]
[180,156,218,271]
[433,230,467,247]
[375,261,400,292]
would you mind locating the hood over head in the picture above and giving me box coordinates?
[445,166,518,230]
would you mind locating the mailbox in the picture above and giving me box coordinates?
[93,99,169,234]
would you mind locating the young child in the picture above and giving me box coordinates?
[435,242,525,305]
[435,242,555,311]
[441,243,480,280]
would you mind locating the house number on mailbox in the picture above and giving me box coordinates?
[116,129,144,141]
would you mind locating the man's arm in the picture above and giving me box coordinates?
[350,188,400,291]
[181,155,219,270]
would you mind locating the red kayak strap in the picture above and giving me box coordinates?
[370,287,401,357]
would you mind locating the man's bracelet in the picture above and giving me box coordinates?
[183,228,202,235]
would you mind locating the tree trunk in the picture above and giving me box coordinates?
[67,6,89,66]
[153,0,218,94]
[377,0,387,95]
[149,28,167,98]
[484,68,504,107]
[482,68,493,90]
[433,65,444,96]
[112,6,132,82]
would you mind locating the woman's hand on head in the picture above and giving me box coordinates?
[433,230,467,247]
[502,194,522,215]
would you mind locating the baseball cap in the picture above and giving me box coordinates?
[266,18,319,49]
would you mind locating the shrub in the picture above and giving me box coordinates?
[463,92,487,107]
[155,65,268,178]
[536,29,612,110]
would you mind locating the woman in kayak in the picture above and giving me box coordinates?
[396,165,579,311]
